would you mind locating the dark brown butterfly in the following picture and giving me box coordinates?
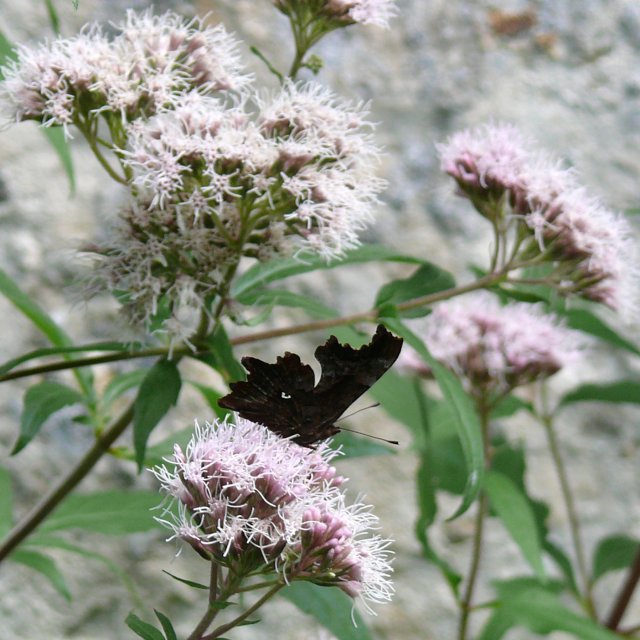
[218,324,403,446]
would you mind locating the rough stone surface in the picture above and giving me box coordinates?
[1,1,640,639]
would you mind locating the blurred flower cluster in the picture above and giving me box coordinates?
[274,0,397,29]
[152,417,394,609]
[1,10,386,340]
[438,123,638,314]
[400,292,583,399]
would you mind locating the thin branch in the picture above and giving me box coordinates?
[605,546,640,630]
[0,402,135,562]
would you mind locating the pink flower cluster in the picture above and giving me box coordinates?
[89,82,383,336]
[400,292,583,396]
[438,124,638,314]
[274,0,397,28]
[0,10,248,129]
[152,418,394,608]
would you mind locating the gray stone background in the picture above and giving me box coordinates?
[1,0,640,638]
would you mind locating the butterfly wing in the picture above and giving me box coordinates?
[218,352,331,443]
[313,324,404,398]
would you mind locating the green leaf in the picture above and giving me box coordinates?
[235,288,339,319]
[187,382,231,420]
[491,395,534,418]
[329,431,396,458]
[0,268,93,396]
[282,582,372,640]
[44,0,61,33]
[592,535,640,582]
[560,381,640,406]
[162,570,209,590]
[383,318,483,519]
[134,361,182,470]
[13,381,84,454]
[564,308,640,356]
[374,262,455,311]
[102,369,149,410]
[198,325,245,383]
[0,467,13,538]
[132,425,195,468]
[39,490,159,534]
[10,549,71,600]
[231,244,422,298]
[484,471,546,580]
[0,30,17,74]
[125,613,165,640]
[480,585,621,640]
[154,610,177,640]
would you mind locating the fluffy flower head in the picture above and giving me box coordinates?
[400,292,583,396]
[152,417,393,607]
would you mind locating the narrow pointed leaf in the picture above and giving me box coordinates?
[134,360,181,469]
[10,549,72,601]
[560,381,640,406]
[154,610,177,640]
[0,467,13,537]
[198,325,244,383]
[125,613,165,640]
[0,268,92,395]
[13,381,84,454]
[564,308,640,355]
[187,382,231,420]
[235,288,339,319]
[162,570,209,590]
[102,369,149,410]
[39,490,158,534]
[484,471,546,580]
[231,244,422,298]
[383,318,483,518]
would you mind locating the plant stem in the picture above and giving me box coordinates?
[0,402,134,563]
[457,399,492,640]
[0,269,511,382]
[605,546,640,630]
[187,562,221,640]
[203,582,285,639]
[539,386,596,619]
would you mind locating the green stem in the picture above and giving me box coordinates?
[75,118,128,185]
[203,582,285,640]
[539,385,596,619]
[458,398,492,640]
[0,402,134,563]
[187,562,221,640]
[605,546,640,630]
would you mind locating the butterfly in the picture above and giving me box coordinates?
[218,324,403,446]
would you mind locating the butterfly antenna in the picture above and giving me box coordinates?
[337,425,399,446]
[337,402,381,421]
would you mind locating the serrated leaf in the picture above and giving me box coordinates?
[374,262,455,310]
[13,381,84,454]
[134,360,181,470]
[282,582,372,640]
[564,308,640,356]
[102,369,149,410]
[560,381,640,406]
[39,490,159,534]
[235,288,339,319]
[484,471,546,580]
[10,549,71,600]
[383,318,483,519]
[125,613,165,640]
[0,467,13,538]
[154,610,177,640]
[0,267,92,397]
[592,535,640,582]
[231,244,422,298]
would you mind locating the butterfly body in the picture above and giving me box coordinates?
[218,325,403,446]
